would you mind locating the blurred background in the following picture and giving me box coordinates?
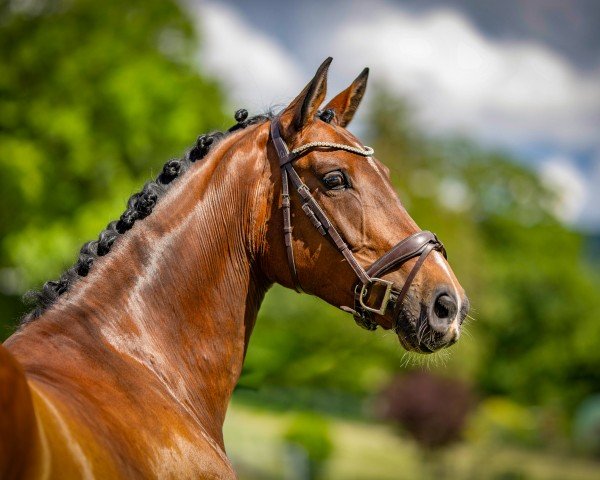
[1,0,600,478]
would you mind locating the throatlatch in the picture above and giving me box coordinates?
[270,117,446,330]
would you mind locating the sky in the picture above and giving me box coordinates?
[190,0,600,231]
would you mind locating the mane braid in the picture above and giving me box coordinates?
[20,110,272,325]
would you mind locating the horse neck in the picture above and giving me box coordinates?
[9,123,273,444]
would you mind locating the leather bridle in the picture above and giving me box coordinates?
[270,117,447,330]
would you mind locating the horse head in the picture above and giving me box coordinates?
[261,58,469,353]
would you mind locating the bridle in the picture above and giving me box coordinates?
[270,117,447,330]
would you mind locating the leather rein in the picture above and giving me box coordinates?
[270,117,446,330]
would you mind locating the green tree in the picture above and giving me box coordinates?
[0,0,227,331]
[368,91,600,411]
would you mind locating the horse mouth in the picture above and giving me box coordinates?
[394,304,458,354]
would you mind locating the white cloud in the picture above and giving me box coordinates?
[194,1,304,111]
[195,0,600,152]
[322,1,600,151]
[539,156,588,224]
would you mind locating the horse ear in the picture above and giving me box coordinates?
[323,67,369,127]
[280,57,332,136]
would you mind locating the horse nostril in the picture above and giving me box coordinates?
[434,294,453,319]
[430,292,458,332]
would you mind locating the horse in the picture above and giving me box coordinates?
[0,58,468,479]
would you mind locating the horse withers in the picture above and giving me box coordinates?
[0,58,468,478]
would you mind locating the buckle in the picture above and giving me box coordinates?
[357,278,394,315]
[432,233,447,259]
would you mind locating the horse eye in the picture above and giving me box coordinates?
[322,171,349,190]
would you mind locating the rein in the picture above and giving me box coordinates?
[270,117,447,330]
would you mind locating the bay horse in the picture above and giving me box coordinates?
[0,58,468,479]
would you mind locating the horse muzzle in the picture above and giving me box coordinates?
[394,289,469,353]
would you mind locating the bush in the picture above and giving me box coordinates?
[467,397,539,447]
[573,394,600,457]
[283,412,333,479]
[376,370,474,450]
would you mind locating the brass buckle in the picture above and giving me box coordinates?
[358,278,393,315]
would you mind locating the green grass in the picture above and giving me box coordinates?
[223,401,600,480]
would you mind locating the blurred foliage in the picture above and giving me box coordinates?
[375,371,474,449]
[573,395,600,457]
[284,412,333,480]
[0,0,227,326]
[225,401,600,480]
[467,397,540,447]
[368,93,600,411]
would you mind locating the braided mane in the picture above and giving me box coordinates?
[21,109,272,324]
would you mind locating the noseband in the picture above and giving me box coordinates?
[270,118,446,330]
